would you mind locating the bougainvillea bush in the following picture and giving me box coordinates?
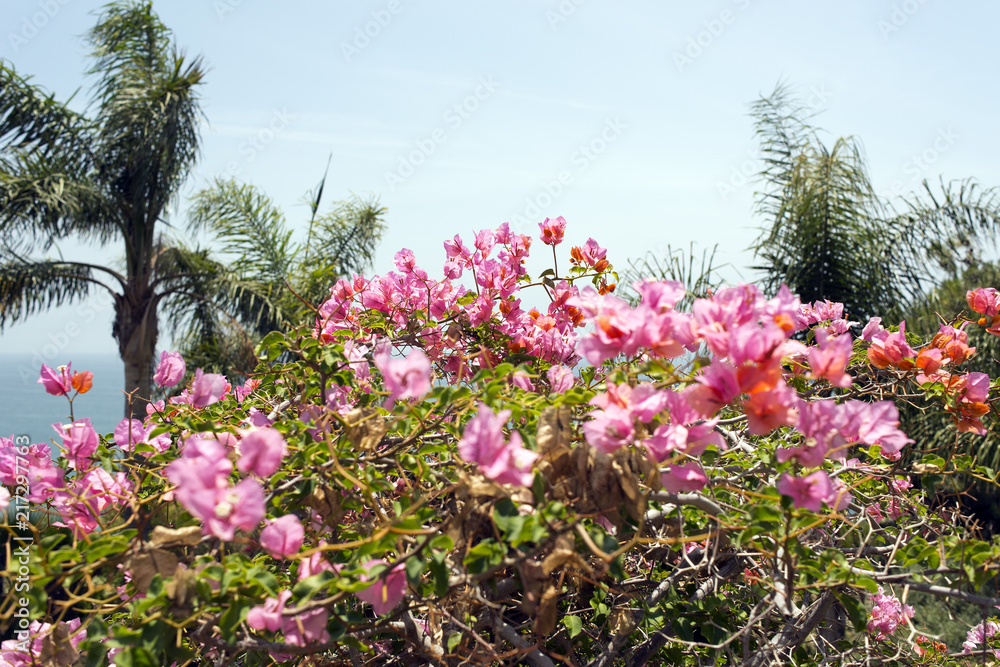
[4,218,1000,666]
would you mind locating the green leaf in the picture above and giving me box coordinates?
[111,647,158,667]
[563,615,583,638]
[429,551,450,598]
[835,591,868,633]
[405,555,425,584]
[292,570,336,601]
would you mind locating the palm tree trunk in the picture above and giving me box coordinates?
[115,288,159,420]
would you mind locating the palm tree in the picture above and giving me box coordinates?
[165,175,386,380]
[751,85,1000,322]
[0,1,206,418]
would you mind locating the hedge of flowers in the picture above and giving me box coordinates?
[3,217,1000,665]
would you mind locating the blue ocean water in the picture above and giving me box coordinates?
[0,354,126,446]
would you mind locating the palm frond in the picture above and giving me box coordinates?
[294,194,386,308]
[188,179,293,282]
[0,62,87,156]
[0,255,105,327]
[891,178,1000,278]
[620,243,723,311]
[0,153,117,250]
[154,241,287,338]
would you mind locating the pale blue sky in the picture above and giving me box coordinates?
[3,0,1000,362]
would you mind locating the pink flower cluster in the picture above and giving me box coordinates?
[164,436,267,540]
[777,471,851,512]
[247,590,330,649]
[867,587,914,639]
[963,618,1000,657]
[570,280,911,504]
[458,403,539,487]
[315,221,603,383]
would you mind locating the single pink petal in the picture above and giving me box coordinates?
[260,514,304,559]
[153,351,186,387]
[237,427,289,477]
[355,559,407,615]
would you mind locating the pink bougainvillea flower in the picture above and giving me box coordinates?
[589,382,668,423]
[190,368,227,408]
[546,365,574,393]
[967,287,1000,317]
[930,322,975,364]
[808,329,853,388]
[944,371,991,435]
[827,477,853,512]
[284,608,331,647]
[511,370,534,392]
[867,587,915,640]
[583,404,635,454]
[743,384,799,436]
[867,322,916,370]
[799,299,844,324]
[633,278,685,313]
[845,401,913,458]
[458,404,539,486]
[114,418,147,451]
[234,377,260,403]
[188,478,266,541]
[165,437,232,501]
[660,462,709,494]
[860,317,884,342]
[684,361,741,417]
[373,344,432,406]
[963,619,1000,656]
[38,363,73,396]
[570,238,608,270]
[356,559,407,615]
[642,390,726,461]
[538,216,567,246]
[53,419,99,470]
[246,590,293,632]
[237,427,289,477]
[260,514,304,559]
[777,471,834,512]
[153,351,186,387]
[298,542,336,581]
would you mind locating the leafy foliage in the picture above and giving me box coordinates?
[6,220,1000,666]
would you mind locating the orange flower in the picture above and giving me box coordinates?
[71,370,93,394]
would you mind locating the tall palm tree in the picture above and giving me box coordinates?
[751,85,1000,322]
[0,1,204,419]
